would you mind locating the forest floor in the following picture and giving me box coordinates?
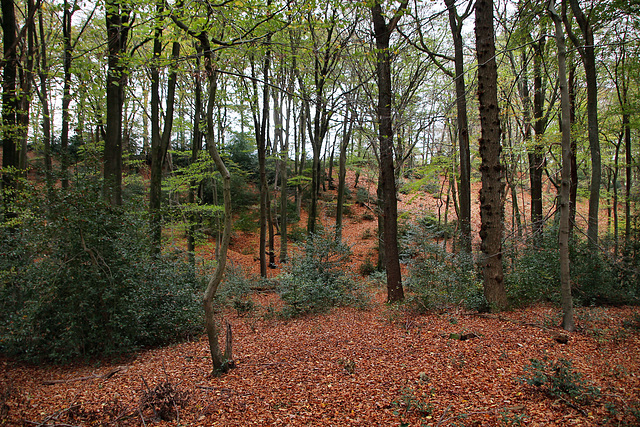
[2,173,639,426]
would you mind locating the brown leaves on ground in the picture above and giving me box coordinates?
[2,299,639,426]
[2,173,638,426]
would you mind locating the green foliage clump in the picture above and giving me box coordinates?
[504,226,640,307]
[355,187,372,206]
[277,227,368,317]
[504,231,561,306]
[401,216,485,312]
[0,179,202,362]
[216,264,256,316]
[358,258,376,277]
[570,240,639,306]
[519,357,599,405]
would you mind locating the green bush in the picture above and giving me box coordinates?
[504,227,640,307]
[0,178,202,362]
[401,219,484,312]
[504,230,561,306]
[355,187,372,206]
[570,241,639,306]
[519,357,599,404]
[216,264,256,316]
[277,227,368,317]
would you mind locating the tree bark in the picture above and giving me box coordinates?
[149,34,180,256]
[104,0,131,206]
[475,0,507,310]
[549,0,574,331]
[565,0,601,248]
[2,0,19,216]
[187,47,204,263]
[445,0,472,253]
[530,36,546,241]
[371,1,408,303]
[336,98,354,241]
[251,43,271,277]
[60,0,73,188]
[568,64,578,236]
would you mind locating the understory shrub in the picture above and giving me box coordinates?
[504,226,640,307]
[519,357,599,405]
[570,240,639,306]
[216,264,256,316]
[504,229,561,306]
[0,178,202,362]
[401,216,485,312]
[277,227,368,317]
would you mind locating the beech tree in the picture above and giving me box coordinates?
[548,0,575,331]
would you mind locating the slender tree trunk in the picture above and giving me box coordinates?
[530,36,546,241]
[18,0,35,176]
[612,135,621,256]
[296,107,306,218]
[251,40,272,276]
[336,99,353,241]
[149,36,180,256]
[549,1,574,331]
[445,0,472,253]
[279,80,292,263]
[624,112,631,243]
[475,0,507,310]
[568,64,578,236]
[187,49,203,263]
[61,0,73,188]
[371,1,407,303]
[566,0,601,248]
[203,77,234,375]
[36,7,53,191]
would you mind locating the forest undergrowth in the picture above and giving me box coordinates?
[1,175,639,426]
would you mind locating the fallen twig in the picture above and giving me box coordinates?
[42,366,128,385]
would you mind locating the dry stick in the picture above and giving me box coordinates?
[435,404,452,427]
[22,420,81,427]
[23,403,80,426]
[42,366,128,385]
[137,406,147,427]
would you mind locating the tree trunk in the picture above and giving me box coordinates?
[566,0,601,248]
[549,1,574,331]
[475,0,507,310]
[104,0,131,206]
[18,0,35,176]
[445,0,472,253]
[187,49,204,263]
[150,12,180,255]
[336,99,353,241]
[371,1,408,303]
[35,7,53,192]
[2,0,19,217]
[170,9,235,374]
[568,64,578,236]
[252,44,271,277]
[624,112,631,244]
[530,36,546,241]
[60,0,73,188]
[279,78,292,263]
